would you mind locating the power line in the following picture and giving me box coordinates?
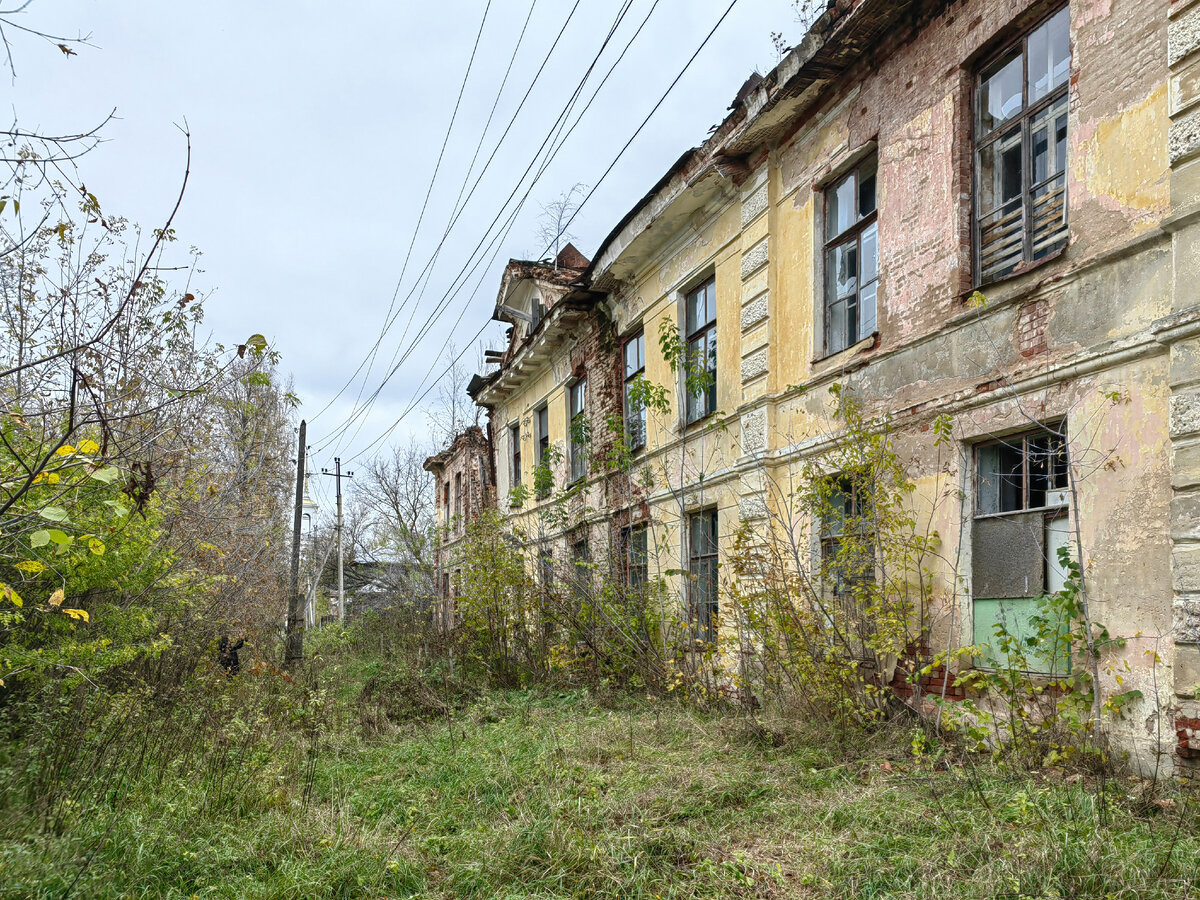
[338,0,669,462]
[309,0,566,425]
[539,0,741,260]
[342,0,739,463]
[308,0,493,423]
[314,0,643,456]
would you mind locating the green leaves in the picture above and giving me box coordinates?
[38,506,68,522]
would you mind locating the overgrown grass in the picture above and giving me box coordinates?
[2,634,1200,898]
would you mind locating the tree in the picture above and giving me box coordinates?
[534,183,587,266]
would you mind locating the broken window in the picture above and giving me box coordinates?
[569,378,587,482]
[534,404,551,498]
[819,475,875,595]
[975,5,1070,284]
[823,155,878,355]
[972,424,1071,674]
[624,329,646,450]
[688,509,719,641]
[454,472,462,524]
[685,278,717,424]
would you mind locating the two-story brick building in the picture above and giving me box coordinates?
[427,0,1200,770]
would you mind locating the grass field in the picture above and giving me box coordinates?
[3,650,1200,899]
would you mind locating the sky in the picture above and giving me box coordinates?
[6,0,807,515]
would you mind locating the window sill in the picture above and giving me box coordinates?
[811,331,879,368]
[972,499,1069,521]
[970,244,1067,298]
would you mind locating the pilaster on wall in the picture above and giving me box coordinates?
[737,171,772,529]
[1166,0,1200,763]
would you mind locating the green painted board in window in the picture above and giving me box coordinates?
[973,596,1070,676]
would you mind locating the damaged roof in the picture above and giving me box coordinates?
[588,0,918,290]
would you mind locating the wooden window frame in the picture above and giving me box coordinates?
[688,508,719,642]
[509,421,521,491]
[534,403,551,498]
[973,4,1071,286]
[822,156,878,356]
[569,378,587,483]
[973,422,1069,518]
[684,277,717,425]
[623,329,647,451]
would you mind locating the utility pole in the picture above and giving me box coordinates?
[285,420,306,668]
[322,458,354,621]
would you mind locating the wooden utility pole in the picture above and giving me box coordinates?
[285,420,306,668]
[322,458,353,621]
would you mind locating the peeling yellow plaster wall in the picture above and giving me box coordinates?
[1075,83,1170,229]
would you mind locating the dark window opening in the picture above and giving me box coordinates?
[688,509,718,641]
[819,475,876,595]
[622,524,648,590]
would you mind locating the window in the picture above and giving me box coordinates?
[975,6,1070,284]
[823,155,878,355]
[819,475,875,594]
[569,379,587,482]
[685,278,717,424]
[624,330,646,450]
[534,404,551,498]
[454,472,462,523]
[688,509,718,641]
[442,480,450,532]
[972,424,1071,674]
[509,422,521,488]
[570,533,590,602]
[622,524,648,590]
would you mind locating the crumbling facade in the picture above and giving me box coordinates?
[423,424,492,627]
[426,0,1200,771]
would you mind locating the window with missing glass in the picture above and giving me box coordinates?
[972,424,1071,674]
[685,278,717,423]
[975,5,1070,284]
[823,155,878,355]
[569,379,587,482]
[624,330,646,450]
[688,509,718,641]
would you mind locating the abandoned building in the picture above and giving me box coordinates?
[424,0,1200,771]
[423,424,493,628]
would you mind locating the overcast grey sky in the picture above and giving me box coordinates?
[7,0,802,513]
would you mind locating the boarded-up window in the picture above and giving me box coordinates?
[972,425,1071,673]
